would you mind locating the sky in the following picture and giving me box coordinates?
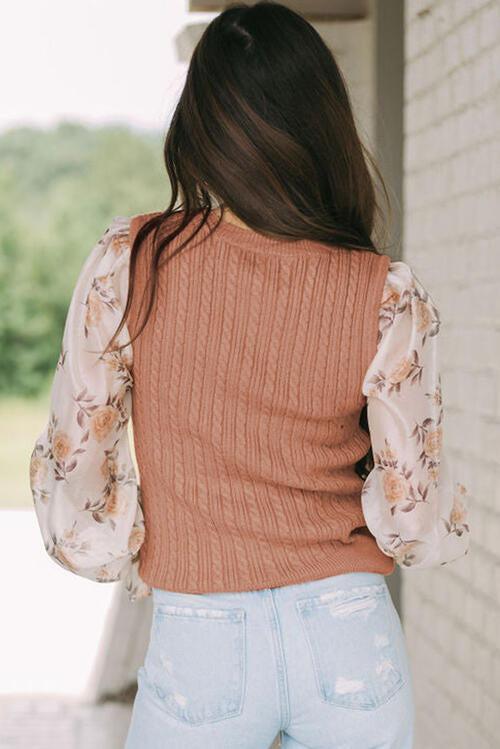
[0,0,216,133]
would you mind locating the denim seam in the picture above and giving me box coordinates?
[294,599,326,710]
[383,586,407,691]
[266,590,292,731]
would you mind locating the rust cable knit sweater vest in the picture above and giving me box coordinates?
[126,210,395,593]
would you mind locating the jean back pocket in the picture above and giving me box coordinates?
[144,601,246,726]
[296,582,404,710]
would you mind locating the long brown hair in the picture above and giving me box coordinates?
[106,0,392,357]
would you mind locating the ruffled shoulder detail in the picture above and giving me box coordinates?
[374,259,441,354]
[380,260,413,304]
[99,215,132,265]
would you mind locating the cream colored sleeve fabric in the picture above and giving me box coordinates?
[361,260,471,568]
[29,216,151,602]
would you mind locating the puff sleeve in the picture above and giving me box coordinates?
[29,216,152,602]
[360,260,471,568]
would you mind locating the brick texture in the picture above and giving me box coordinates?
[402,1,500,747]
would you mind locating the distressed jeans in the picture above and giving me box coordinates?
[124,571,414,749]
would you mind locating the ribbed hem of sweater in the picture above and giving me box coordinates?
[138,536,396,594]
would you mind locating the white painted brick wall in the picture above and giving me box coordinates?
[402,1,500,747]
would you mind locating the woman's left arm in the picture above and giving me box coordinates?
[29,216,151,602]
[360,260,472,569]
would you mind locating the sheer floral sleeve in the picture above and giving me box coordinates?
[361,260,471,568]
[29,216,151,602]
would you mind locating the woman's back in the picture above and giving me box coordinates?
[126,210,394,593]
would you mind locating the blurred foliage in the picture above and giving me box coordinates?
[0,121,169,396]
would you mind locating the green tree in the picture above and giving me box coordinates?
[0,121,170,396]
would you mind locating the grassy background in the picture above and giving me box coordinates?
[0,122,167,398]
[1,394,50,508]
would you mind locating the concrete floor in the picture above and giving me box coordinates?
[0,697,132,749]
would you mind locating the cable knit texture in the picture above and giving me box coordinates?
[126,210,394,593]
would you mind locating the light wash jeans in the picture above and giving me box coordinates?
[124,571,414,749]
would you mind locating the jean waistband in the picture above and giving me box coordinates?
[151,571,388,607]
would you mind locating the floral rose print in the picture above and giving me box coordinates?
[448,484,469,532]
[52,430,72,461]
[29,222,471,604]
[388,357,414,385]
[110,231,130,257]
[128,527,145,555]
[85,287,104,329]
[30,456,48,493]
[361,260,471,568]
[423,427,442,460]
[382,469,410,505]
[415,298,433,332]
[90,404,119,442]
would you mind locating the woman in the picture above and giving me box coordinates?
[29,2,471,747]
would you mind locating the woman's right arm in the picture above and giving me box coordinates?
[29,216,151,602]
